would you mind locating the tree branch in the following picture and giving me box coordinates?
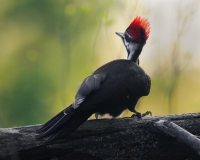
[1,113,200,160]
[154,119,200,154]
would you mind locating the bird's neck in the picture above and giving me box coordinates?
[127,44,143,63]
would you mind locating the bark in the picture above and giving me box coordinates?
[1,113,200,160]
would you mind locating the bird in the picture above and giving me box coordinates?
[37,16,151,143]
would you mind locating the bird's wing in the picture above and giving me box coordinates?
[72,74,106,109]
[37,73,106,141]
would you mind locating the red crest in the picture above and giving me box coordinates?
[127,16,150,42]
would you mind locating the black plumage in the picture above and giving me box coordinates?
[37,16,151,143]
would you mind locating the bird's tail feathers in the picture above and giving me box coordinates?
[37,104,74,138]
[45,110,93,143]
[36,104,93,143]
[37,111,63,133]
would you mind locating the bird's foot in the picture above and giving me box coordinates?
[131,112,142,120]
[131,111,152,120]
[142,111,152,117]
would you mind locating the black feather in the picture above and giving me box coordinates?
[45,111,93,144]
[37,104,72,133]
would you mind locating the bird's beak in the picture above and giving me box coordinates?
[115,32,124,38]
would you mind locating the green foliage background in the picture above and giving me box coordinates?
[0,0,112,127]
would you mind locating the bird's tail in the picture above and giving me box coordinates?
[36,104,93,143]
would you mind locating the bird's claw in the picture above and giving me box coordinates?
[131,113,142,120]
[131,111,152,120]
[142,111,152,117]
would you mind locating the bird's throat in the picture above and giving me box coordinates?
[127,47,142,62]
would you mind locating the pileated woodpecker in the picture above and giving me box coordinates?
[37,16,151,143]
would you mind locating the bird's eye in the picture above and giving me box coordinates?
[125,31,140,43]
[125,33,132,42]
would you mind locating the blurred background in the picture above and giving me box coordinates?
[0,0,200,127]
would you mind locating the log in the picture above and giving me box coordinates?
[154,119,200,154]
[1,113,200,160]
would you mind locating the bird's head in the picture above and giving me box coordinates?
[116,16,150,62]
